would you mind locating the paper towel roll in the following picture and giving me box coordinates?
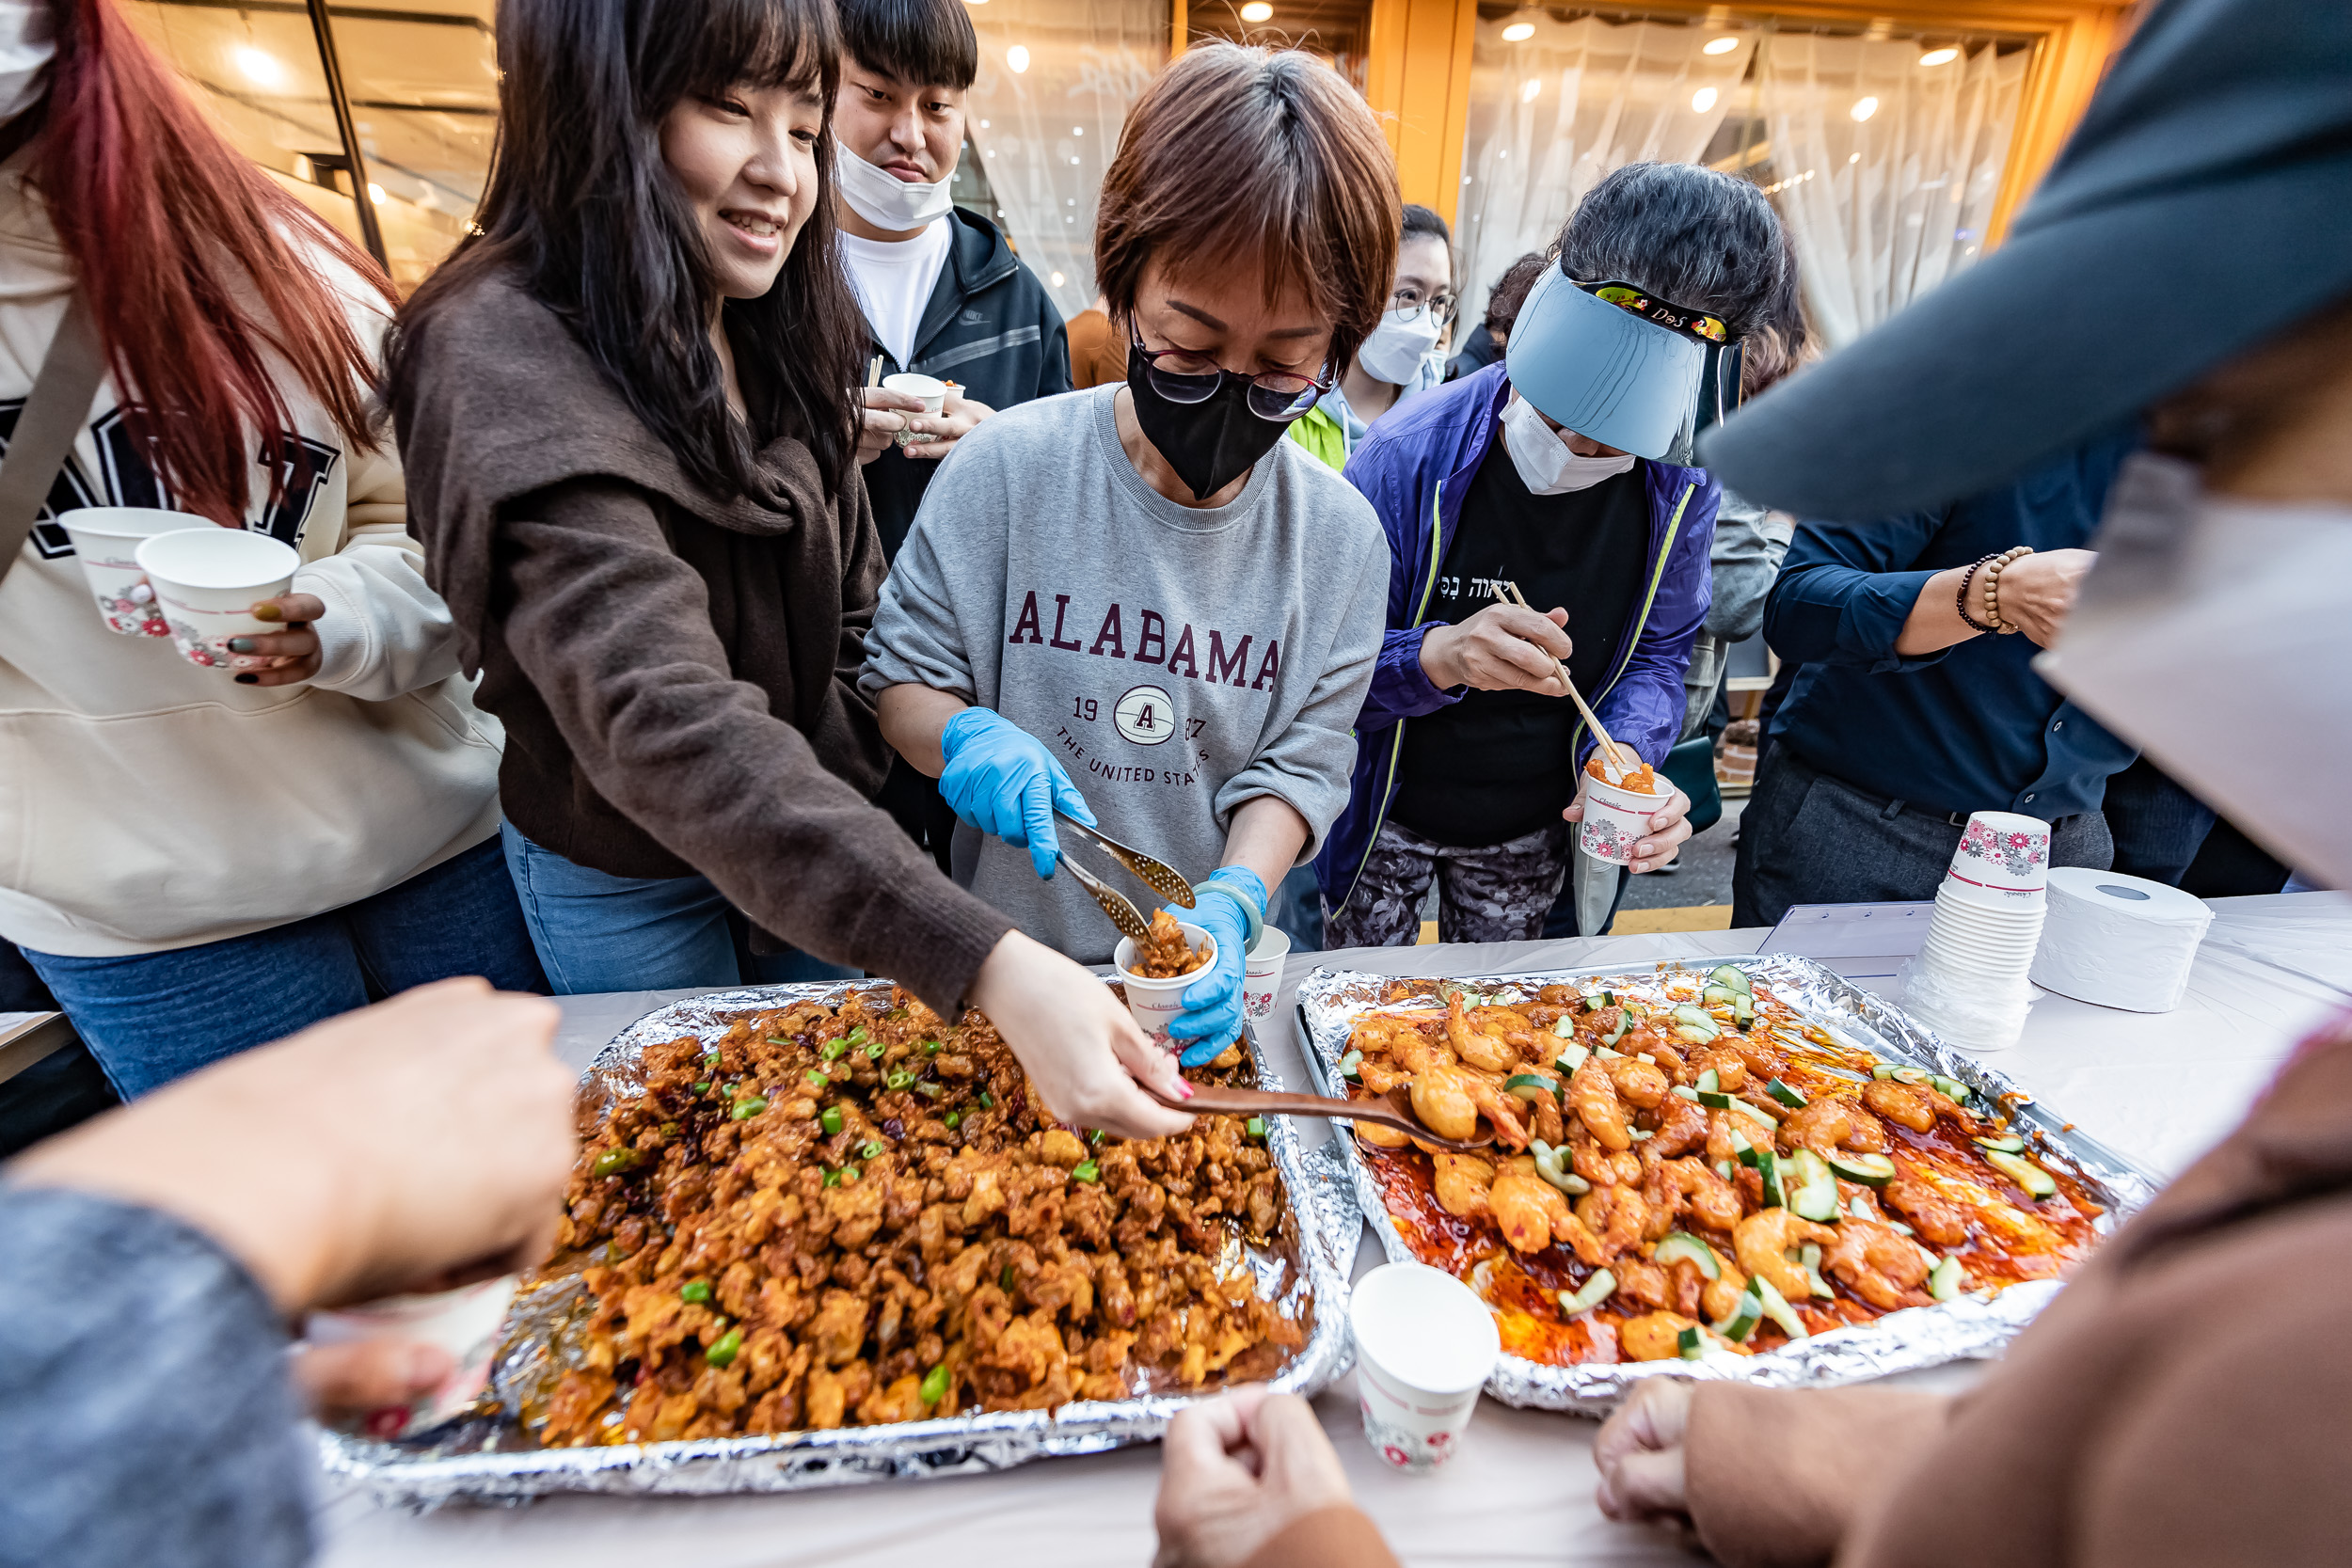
[2028,867,2213,1012]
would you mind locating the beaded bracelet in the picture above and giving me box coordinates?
[1983,546,2034,634]
[1957,553,2003,633]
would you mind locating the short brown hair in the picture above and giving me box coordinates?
[1094,43,1399,373]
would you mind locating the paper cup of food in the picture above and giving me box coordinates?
[1113,918,1216,1045]
[1348,1261,1501,1473]
[1241,924,1291,1024]
[881,372,948,448]
[57,507,207,637]
[135,528,300,672]
[1579,763,1669,866]
[304,1274,518,1440]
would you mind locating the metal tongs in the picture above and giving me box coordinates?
[1055,810,1194,944]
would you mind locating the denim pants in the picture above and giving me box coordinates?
[501,823,855,995]
[23,835,546,1099]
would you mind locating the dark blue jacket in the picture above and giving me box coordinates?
[1314,363,1719,915]
[1763,424,2141,819]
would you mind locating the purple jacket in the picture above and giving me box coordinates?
[1314,363,1719,915]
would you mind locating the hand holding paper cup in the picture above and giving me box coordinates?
[135,528,300,673]
[882,372,947,446]
[1578,769,1671,866]
[1114,922,1216,1045]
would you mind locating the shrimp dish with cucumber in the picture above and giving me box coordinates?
[1333,967,2104,1368]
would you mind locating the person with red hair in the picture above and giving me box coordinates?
[0,0,540,1098]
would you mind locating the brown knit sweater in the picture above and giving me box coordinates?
[390,268,1012,1013]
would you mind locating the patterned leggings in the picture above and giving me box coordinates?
[1323,819,1571,948]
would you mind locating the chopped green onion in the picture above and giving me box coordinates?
[866,1041,884,1060]
[1000,1265,1016,1291]
[944,1112,962,1130]
[819,1105,843,1135]
[805,1069,829,1087]
[704,1327,742,1367]
[1089,1129,1104,1145]
[821,1167,842,1188]
[846,1025,869,1046]
[1244,1117,1265,1138]
[1072,1160,1101,1182]
[914,1081,946,1099]
[731,1096,768,1120]
[859,1139,885,1160]
[590,1148,641,1179]
[764,1037,792,1046]
[679,1280,712,1305]
[978,1091,995,1109]
[841,1164,860,1183]
[920,1363,949,1405]
[692,1081,710,1094]
[820,1038,849,1061]
[885,1069,916,1090]
[923,1039,942,1054]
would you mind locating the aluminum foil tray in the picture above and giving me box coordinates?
[1295,954,2160,1418]
[321,978,1359,1506]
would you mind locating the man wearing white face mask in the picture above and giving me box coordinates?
[1318,166,1798,945]
[834,0,1071,872]
[1286,204,1453,468]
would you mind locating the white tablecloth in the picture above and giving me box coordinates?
[315,893,2351,1567]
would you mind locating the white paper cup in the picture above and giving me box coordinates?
[1579,772,1669,865]
[1113,923,1216,1045]
[135,528,300,672]
[304,1275,518,1439]
[57,507,208,637]
[882,371,948,417]
[1242,925,1291,1026]
[1348,1261,1500,1473]
[1941,811,2052,909]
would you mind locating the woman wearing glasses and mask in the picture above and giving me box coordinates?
[862,43,1392,1067]
[1285,203,1455,469]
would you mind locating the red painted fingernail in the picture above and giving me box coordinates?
[1178,1081,1195,1100]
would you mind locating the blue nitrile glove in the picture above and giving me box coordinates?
[936,706,1095,881]
[1166,865,1267,1067]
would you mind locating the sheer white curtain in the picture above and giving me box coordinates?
[1755,35,2027,348]
[964,0,1168,323]
[1456,17,1755,332]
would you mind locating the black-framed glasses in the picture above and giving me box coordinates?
[1390,285,1458,326]
[1578,279,1730,344]
[1130,336,1337,421]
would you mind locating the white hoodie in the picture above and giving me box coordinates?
[0,159,502,958]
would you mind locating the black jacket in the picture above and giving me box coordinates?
[862,207,1072,559]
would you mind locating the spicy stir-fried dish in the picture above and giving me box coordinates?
[1339,968,2102,1366]
[1584,754,1660,795]
[533,989,1305,1446]
[1130,908,1212,978]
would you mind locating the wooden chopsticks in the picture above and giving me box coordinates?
[1500,580,1633,780]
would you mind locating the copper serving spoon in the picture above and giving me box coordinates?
[1145,1079,1498,1153]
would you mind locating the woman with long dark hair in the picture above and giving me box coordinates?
[387,0,1187,1136]
[0,0,538,1099]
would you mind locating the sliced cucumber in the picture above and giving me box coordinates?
[1766,1077,1809,1109]
[1756,1148,1787,1209]
[1931,1075,1972,1103]
[1701,984,1739,1006]
[1556,1042,1592,1076]
[1788,1147,1841,1223]
[1529,1139,1591,1196]
[1870,1064,1931,1085]
[1711,1287,1764,1342]
[1696,1088,1737,1111]
[1928,1256,1966,1302]
[1592,990,1616,1009]
[1338,1050,1363,1082]
[1629,1127,1654,1142]
[1716,1159,1736,1181]
[1675,1025,1719,1044]
[1559,1269,1616,1316]
[1796,1241,1835,1299]
[1551,1014,1580,1038]
[1849,1195,1875,1222]
[1601,1012,1634,1047]
[1695,1067,1721,1094]
[1732,1098,1780,1131]
[1671,1085,1702,1102]
[1505,1072,1553,1101]
[1708,964,1753,997]
[1672,1004,1719,1039]
[1984,1148,2058,1198]
[1974,1133,2026,1154]
[1732,998,1756,1030]
[1729,1127,1761,1166]
[1677,1324,1707,1360]
[1751,1275,1807,1339]
[1654,1232,1722,1280]
[1825,1150,1898,1187]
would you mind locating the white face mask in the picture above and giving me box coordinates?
[0,0,54,127]
[834,139,955,233]
[1355,307,1442,388]
[1500,391,1638,495]
[2039,451,2352,890]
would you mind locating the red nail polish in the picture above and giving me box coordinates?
[1178,1081,1195,1100]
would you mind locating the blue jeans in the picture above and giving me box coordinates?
[24,835,546,1099]
[501,824,855,995]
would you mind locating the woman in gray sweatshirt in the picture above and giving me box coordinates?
[863,44,1394,1063]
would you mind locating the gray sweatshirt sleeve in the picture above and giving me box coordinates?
[859,464,1008,705]
[0,1186,311,1568]
[1213,534,1386,861]
[1703,487,1788,644]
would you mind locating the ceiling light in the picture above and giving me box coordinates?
[1502,21,1534,41]
[1521,77,1541,102]
[1072,126,1083,135]
[1850,95,1879,122]
[1006,43,1029,72]
[367,182,386,205]
[1703,35,1740,55]
[1918,46,1959,66]
[1849,151,1861,164]
[1051,271,1066,287]
[1240,1,1273,20]
[1691,87,1717,112]
[231,45,285,88]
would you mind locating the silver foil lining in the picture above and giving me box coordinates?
[319,979,1360,1506]
[1295,954,2161,1418]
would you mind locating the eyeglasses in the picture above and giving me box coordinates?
[1130,336,1336,421]
[1578,279,1730,345]
[1390,285,1457,327]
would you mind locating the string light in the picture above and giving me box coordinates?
[232,45,285,88]
[1240,1,1273,19]
[1756,167,1817,196]
[1691,87,1717,112]
[1702,35,1740,55]
[1918,46,1959,66]
[1851,95,1880,121]
[1502,20,1534,40]
[1006,43,1029,72]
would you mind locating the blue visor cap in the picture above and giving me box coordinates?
[1503,266,1705,461]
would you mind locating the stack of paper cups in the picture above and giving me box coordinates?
[1897,811,2052,1053]
[2029,867,2212,1011]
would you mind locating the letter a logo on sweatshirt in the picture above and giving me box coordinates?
[1114,685,1174,745]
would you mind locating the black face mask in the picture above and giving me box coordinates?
[1125,343,1295,501]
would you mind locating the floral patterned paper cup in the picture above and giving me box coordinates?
[56,507,207,637]
[1242,925,1291,1026]
[135,528,299,672]
[1579,770,1670,865]
[1112,924,1216,1045]
[1347,1262,1500,1474]
[1942,811,2053,911]
[304,1275,518,1440]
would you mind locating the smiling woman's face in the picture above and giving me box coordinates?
[659,79,828,302]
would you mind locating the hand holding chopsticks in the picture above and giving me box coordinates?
[1499,580,1634,781]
